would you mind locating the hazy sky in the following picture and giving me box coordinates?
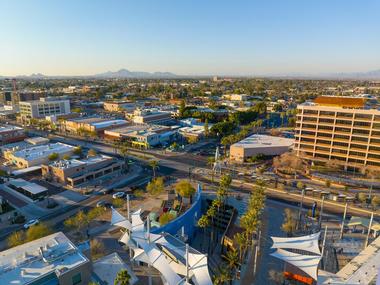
[0,0,379,76]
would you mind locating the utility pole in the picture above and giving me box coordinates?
[365,212,374,248]
[339,203,348,240]
[319,196,325,229]
[127,194,130,221]
[186,243,189,284]
[297,189,305,230]
[321,225,328,268]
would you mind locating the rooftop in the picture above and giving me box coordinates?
[49,154,113,169]
[0,125,23,133]
[0,232,89,285]
[232,134,294,149]
[12,142,75,161]
[311,96,367,108]
[8,178,48,195]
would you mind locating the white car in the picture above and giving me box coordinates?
[112,192,125,199]
[24,219,39,229]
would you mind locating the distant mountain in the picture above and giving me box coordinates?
[333,69,380,80]
[93,69,179,79]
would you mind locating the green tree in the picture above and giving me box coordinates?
[178,100,186,118]
[26,223,52,242]
[358,193,368,206]
[371,196,380,210]
[48,152,59,161]
[114,269,131,285]
[204,119,209,137]
[88,149,97,157]
[159,212,175,225]
[281,208,297,236]
[91,239,105,261]
[7,230,25,247]
[63,154,71,160]
[113,198,124,208]
[175,180,195,198]
[149,159,159,179]
[146,177,164,196]
[73,146,83,156]
[222,249,239,279]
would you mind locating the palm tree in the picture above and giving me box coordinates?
[280,112,286,127]
[114,269,131,285]
[149,160,159,179]
[213,266,232,285]
[198,215,210,251]
[222,249,239,280]
[234,232,247,263]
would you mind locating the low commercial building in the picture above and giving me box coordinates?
[0,232,91,285]
[0,125,26,145]
[132,108,172,124]
[103,101,136,112]
[230,134,294,162]
[1,137,50,159]
[7,142,75,168]
[63,117,128,135]
[19,97,71,119]
[7,178,48,201]
[179,126,206,142]
[42,155,125,187]
[104,124,177,148]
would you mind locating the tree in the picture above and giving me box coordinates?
[73,146,83,156]
[91,239,105,260]
[149,160,159,179]
[296,181,304,190]
[64,210,90,233]
[281,208,297,236]
[48,152,59,161]
[26,223,52,242]
[178,100,186,118]
[63,154,71,160]
[88,149,97,157]
[159,212,175,225]
[7,230,25,247]
[280,112,286,127]
[371,196,380,210]
[175,180,195,198]
[113,198,124,208]
[114,269,131,285]
[146,177,164,196]
[252,101,267,115]
[358,193,368,206]
[213,266,231,285]
[222,249,239,278]
[204,119,209,137]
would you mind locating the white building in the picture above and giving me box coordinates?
[7,142,75,168]
[230,134,294,162]
[132,108,172,124]
[19,97,71,119]
[0,232,91,285]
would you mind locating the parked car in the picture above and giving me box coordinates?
[96,200,106,207]
[24,219,39,229]
[112,192,125,199]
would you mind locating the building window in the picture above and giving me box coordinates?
[72,273,82,285]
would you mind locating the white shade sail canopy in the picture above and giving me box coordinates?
[110,207,212,285]
[271,232,321,255]
[270,248,322,280]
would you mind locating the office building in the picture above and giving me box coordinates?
[0,232,91,285]
[7,142,75,168]
[230,134,294,163]
[295,96,380,170]
[42,155,125,187]
[0,125,26,145]
[103,101,135,112]
[19,97,70,119]
[132,108,172,124]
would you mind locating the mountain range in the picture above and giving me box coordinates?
[1,68,380,80]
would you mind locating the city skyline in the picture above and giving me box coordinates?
[1,0,379,76]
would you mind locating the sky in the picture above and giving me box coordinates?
[0,0,379,76]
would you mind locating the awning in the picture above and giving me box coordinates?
[271,232,321,255]
[270,248,321,280]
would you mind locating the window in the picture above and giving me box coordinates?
[72,273,82,285]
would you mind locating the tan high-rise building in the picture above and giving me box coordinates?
[295,96,380,170]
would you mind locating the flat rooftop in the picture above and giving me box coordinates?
[49,154,113,169]
[12,142,75,161]
[232,134,294,149]
[105,124,170,136]
[314,96,367,108]
[9,178,48,194]
[0,232,88,285]
[90,119,127,129]
[0,125,23,133]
